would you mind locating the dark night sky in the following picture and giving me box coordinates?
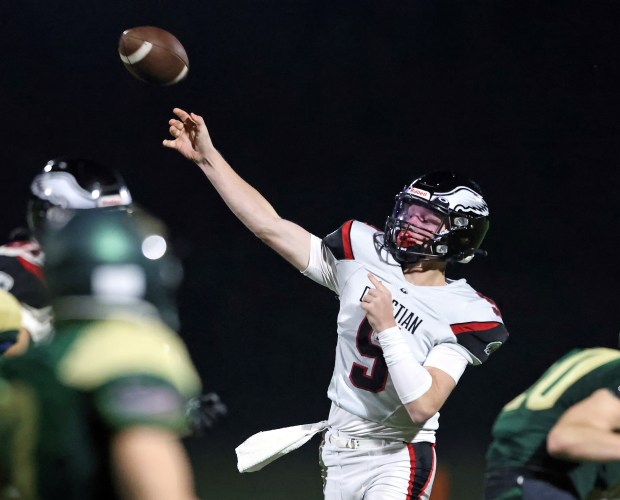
[1,1,619,498]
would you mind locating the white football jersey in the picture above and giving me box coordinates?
[303,220,508,441]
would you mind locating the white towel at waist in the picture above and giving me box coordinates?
[235,420,328,473]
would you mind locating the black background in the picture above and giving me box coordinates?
[1,1,619,498]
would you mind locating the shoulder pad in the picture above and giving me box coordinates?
[451,321,508,364]
[57,318,201,397]
[323,220,355,260]
[323,220,385,260]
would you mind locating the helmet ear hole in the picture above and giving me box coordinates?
[453,217,468,227]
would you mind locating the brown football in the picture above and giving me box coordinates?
[118,26,189,85]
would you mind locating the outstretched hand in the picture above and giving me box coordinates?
[163,108,215,163]
[361,274,397,333]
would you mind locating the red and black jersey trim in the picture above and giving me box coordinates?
[0,255,49,308]
[16,257,44,282]
[406,442,436,499]
[323,220,355,261]
[450,321,509,363]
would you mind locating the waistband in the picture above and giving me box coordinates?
[326,433,404,449]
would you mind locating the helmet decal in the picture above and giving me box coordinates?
[32,171,104,209]
[430,186,489,217]
[27,158,133,241]
[405,186,431,200]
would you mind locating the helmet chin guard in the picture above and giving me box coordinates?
[384,171,490,265]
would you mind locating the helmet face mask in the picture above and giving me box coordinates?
[27,158,133,241]
[384,171,490,265]
[388,196,450,256]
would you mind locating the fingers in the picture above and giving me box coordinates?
[172,107,190,120]
[169,118,184,130]
[162,119,184,149]
[165,108,210,152]
[168,124,185,138]
[190,112,205,125]
[368,273,386,291]
[171,108,200,130]
[363,275,391,304]
[364,274,392,310]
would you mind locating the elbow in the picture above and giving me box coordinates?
[252,219,281,243]
[405,402,438,425]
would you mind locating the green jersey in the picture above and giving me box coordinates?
[0,315,201,499]
[486,348,620,498]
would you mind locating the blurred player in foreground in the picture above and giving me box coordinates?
[163,108,508,499]
[0,157,133,355]
[0,209,202,499]
[0,289,24,355]
[485,347,620,499]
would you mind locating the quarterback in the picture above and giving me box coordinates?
[164,107,509,499]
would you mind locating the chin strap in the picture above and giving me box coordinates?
[449,248,488,264]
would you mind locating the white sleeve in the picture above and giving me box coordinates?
[378,326,432,404]
[300,235,339,293]
[423,344,469,384]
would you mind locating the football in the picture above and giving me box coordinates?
[118,26,189,85]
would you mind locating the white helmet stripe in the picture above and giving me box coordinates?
[430,186,489,216]
[31,171,132,209]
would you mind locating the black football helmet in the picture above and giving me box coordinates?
[43,209,182,330]
[384,171,490,265]
[27,158,133,241]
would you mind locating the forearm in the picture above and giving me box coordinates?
[111,427,197,500]
[404,367,456,422]
[547,425,620,462]
[378,326,435,424]
[378,326,453,424]
[195,148,311,269]
[547,388,620,462]
[196,147,280,237]
[165,108,311,268]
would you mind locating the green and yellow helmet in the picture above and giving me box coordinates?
[42,209,182,329]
